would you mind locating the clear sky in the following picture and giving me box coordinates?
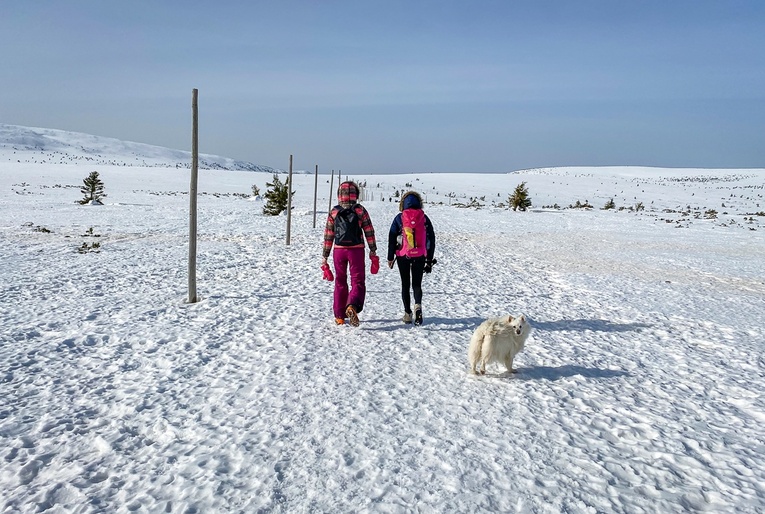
[2,0,764,173]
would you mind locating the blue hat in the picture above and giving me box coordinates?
[400,191,422,210]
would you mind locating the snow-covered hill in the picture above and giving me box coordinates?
[0,124,276,173]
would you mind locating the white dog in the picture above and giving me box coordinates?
[468,314,530,375]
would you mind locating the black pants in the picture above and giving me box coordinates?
[396,256,425,313]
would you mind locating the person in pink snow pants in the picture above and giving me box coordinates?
[321,181,378,326]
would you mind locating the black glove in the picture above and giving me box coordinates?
[424,258,436,273]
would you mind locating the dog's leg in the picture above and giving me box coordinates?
[504,355,517,374]
[478,336,493,375]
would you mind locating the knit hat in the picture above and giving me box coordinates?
[399,191,423,211]
[337,181,359,206]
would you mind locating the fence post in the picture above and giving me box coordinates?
[286,154,293,245]
[312,164,318,228]
[188,88,199,303]
[327,169,335,217]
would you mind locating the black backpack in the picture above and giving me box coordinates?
[334,206,363,246]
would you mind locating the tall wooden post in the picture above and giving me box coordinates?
[312,164,318,228]
[286,154,293,245]
[188,88,199,303]
[327,169,335,216]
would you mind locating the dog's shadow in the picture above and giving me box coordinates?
[507,364,629,381]
[362,316,484,332]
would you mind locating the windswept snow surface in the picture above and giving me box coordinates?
[1,161,765,513]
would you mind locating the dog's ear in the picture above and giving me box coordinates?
[507,315,514,323]
[519,315,525,322]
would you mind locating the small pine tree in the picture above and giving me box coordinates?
[603,198,616,210]
[508,182,532,211]
[79,171,106,205]
[263,174,293,216]
[251,184,261,197]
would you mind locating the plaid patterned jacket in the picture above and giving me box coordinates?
[323,203,377,259]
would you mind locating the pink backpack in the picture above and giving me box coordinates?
[397,208,427,258]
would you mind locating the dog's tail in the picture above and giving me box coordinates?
[467,331,484,373]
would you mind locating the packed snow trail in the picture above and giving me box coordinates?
[1,166,764,513]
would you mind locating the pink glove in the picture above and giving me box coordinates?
[321,262,334,281]
[370,255,380,275]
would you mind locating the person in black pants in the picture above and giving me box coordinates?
[387,191,436,325]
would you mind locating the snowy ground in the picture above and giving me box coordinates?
[1,159,764,513]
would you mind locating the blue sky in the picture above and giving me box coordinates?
[2,0,764,173]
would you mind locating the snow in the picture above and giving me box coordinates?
[1,128,765,513]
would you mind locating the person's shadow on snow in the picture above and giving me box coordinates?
[530,318,650,333]
[361,316,484,332]
[362,316,648,335]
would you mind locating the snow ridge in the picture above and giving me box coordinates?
[0,124,276,172]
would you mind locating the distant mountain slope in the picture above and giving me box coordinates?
[0,124,277,172]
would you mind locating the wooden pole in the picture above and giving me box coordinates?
[312,164,318,228]
[286,154,293,245]
[327,169,335,217]
[188,88,199,303]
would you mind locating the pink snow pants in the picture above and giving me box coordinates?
[332,247,366,319]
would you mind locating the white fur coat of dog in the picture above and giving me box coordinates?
[468,314,530,375]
